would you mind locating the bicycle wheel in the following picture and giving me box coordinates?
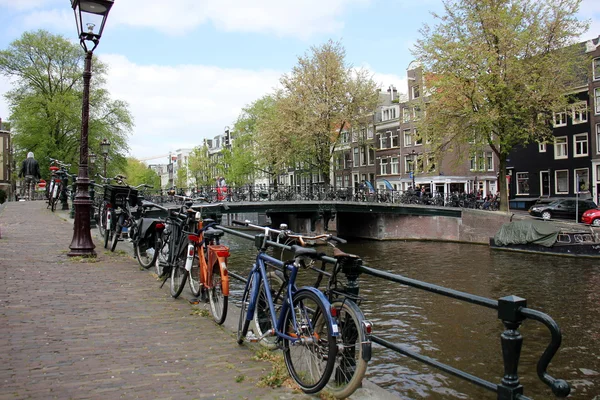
[282,290,337,394]
[188,247,202,297]
[253,270,285,349]
[237,273,253,344]
[208,259,228,325]
[169,247,187,298]
[135,231,158,269]
[318,300,369,399]
[110,221,121,252]
[155,232,166,277]
[50,190,59,212]
[104,226,112,249]
[97,203,106,238]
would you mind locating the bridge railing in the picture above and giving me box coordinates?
[142,184,499,209]
[216,223,571,400]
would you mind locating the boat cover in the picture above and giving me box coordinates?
[493,220,560,248]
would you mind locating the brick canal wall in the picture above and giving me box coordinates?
[336,209,514,244]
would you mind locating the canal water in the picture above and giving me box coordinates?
[223,235,600,399]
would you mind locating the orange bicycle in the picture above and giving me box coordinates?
[185,217,230,324]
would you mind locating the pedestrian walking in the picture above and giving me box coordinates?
[18,152,41,201]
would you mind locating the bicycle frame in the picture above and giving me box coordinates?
[186,224,230,295]
[241,249,338,343]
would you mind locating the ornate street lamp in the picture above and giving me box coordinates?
[100,138,110,176]
[68,0,114,257]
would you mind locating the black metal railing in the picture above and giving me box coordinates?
[217,223,570,400]
[141,184,500,210]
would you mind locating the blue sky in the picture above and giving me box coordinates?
[1,0,599,162]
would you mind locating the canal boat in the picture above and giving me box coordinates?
[489,220,600,258]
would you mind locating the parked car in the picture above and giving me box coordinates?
[581,208,600,226]
[528,198,597,221]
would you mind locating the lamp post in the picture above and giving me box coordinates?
[68,0,114,257]
[100,138,110,176]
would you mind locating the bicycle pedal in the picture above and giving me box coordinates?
[246,333,259,343]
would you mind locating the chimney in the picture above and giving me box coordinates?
[388,85,397,101]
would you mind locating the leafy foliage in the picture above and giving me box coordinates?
[412,0,589,209]
[0,30,133,179]
[122,157,160,188]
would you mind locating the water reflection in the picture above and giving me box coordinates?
[223,235,600,399]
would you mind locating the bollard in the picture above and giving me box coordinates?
[497,295,527,400]
[61,173,69,211]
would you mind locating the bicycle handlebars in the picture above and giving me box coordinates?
[231,220,347,246]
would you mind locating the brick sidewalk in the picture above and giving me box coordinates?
[0,201,305,399]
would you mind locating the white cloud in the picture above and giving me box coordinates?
[0,0,55,11]
[21,9,72,32]
[100,54,282,159]
[110,0,370,38]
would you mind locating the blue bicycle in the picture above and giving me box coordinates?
[233,220,339,394]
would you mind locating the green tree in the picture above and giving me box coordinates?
[267,40,379,184]
[0,30,133,179]
[188,144,214,188]
[412,0,589,210]
[122,157,160,188]
[232,95,284,187]
[175,166,189,189]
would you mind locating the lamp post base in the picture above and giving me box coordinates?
[68,192,96,258]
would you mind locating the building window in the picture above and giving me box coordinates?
[427,155,436,172]
[379,133,387,149]
[379,159,388,175]
[391,157,399,174]
[414,128,422,145]
[345,153,352,169]
[353,147,359,167]
[594,58,600,81]
[335,175,342,188]
[411,85,420,99]
[368,147,375,165]
[367,127,373,139]
[554,136,568,159]
[402,108,410,123]
[344,175,350,187]
[597,124,600,154]
[352,130,358,142]
[555,170,568,194]
[391,130,399,147]
[403,129,412,146]
[470,155,476,171]
[539,142,546,152]
[405,156,415,173]
[477,152,485,171]
[413,106,422,120]
[341,131,350,144]
[486,151,494,171]
[595,88,600,114]
[574,133,588,157]
[572,101,587,124]
[516,172,529,195]
[553,111,567,127]
[575,168,589,193]
[360,146,366,166]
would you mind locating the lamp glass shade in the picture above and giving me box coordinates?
[72,0,114,42]
[100,139,111,155]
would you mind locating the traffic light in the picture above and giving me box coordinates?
[224,129,230,147]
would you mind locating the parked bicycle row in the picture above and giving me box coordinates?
[140,184,500,210]
[91,175,372,398]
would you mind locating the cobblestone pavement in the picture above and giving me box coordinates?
[0,201,308,400]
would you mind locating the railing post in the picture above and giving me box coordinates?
[497,295,527,400]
